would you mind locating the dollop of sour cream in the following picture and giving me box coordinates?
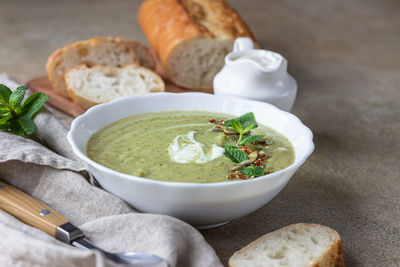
[168,131,225,164]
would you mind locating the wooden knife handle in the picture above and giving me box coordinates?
[0,180,69,237]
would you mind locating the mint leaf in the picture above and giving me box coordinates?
[242,166,265,177]
[0,106,10,116]
[226,113,259,145]
[22,93,49,117]
[9,86,27,110]
[0,123,10,131]
[224,112,258,129]
[18,116,37,135]
[0,84,12,103]
[9,120,26,137]
[243,122,258,133]
[230,119,243,134]
[0,113,12,124]
[238,135,265,145]
[224,145,249,163]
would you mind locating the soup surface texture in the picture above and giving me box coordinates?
[87,111,294,183]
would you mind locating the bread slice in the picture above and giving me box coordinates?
[138,0,257,90]
[229,223,344,267]
[46,37,139,97]
[65,64,165,109]
[115,37,156,71]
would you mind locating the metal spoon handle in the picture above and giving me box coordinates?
[0,180,69,237]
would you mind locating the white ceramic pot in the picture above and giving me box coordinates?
[214,37,297,112]
[67,93,313,228]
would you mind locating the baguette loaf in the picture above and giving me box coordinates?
[65,64,165,109]
[138,0,257,90]
[46,37,139,97]
[229,223,344,267]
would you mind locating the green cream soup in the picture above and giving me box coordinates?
[87,111,294,183]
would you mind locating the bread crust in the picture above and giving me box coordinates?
[138,0,257,89]
[65,64,165,110]
[229,223,345,267]
[115,37,157,70]
[46,37,139,97]
[317,238,345,267]
[139,0,202,68]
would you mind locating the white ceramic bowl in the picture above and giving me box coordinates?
[67,93,314,228]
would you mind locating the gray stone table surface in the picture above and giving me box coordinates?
[1,0,399,266]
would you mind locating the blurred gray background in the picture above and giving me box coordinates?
[1,0,399,266]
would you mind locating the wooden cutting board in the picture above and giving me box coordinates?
[26,77,213,118]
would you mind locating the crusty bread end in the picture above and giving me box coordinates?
[229,223,344,267]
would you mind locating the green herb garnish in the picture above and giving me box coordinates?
[0,84,49,137]
[219,112,269,179]
[224,112,258,129]
[226,112,258,145]
[238,134,265,146]
[242,166,265,177]
[224,145,249,163]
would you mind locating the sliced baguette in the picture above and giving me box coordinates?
[115,37,156,71]
[65,64,165,109]
[229,223,344,267]
[46,37,139,97]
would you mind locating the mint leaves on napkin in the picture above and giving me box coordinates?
[0,84,49,137]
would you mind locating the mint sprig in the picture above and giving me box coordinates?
[226,112,258,145]
[242,166,265,177]
[224,112,258,129]
[0,84,49,137]
[224,145,249,163]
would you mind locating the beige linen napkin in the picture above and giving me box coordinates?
[0,74,223,267]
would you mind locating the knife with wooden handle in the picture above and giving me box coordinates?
[0,180,83,242]
[0,180,168,267]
